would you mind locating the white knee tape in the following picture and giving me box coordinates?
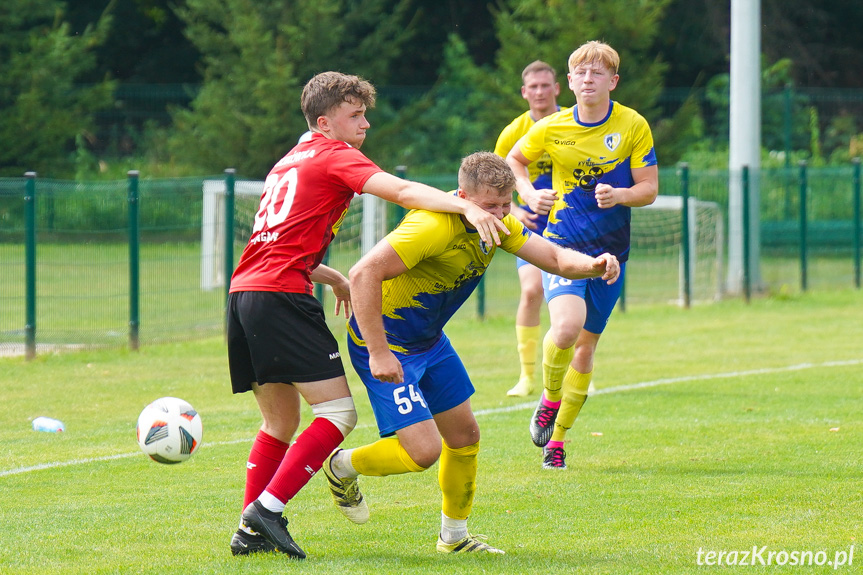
[312,397,357,436]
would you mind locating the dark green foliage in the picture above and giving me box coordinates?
[168,0,418,177]
[0,1,116,177]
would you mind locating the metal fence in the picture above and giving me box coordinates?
[1,163,861,358]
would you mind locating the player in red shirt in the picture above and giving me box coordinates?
[227,71,508,559]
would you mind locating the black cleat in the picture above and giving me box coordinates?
[240,501,306,559]
[529,400,559,447]
[542,445,567,469]
[230,528,276,555]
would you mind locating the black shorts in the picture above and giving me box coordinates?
[226,291,346,393]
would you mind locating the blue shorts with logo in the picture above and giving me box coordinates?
[541,262,627,335]
[347,333,474,437]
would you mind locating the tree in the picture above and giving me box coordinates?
[66,0,201,84]
[0,1,115,177]
[373,0,676,175]
[168,0,417,177]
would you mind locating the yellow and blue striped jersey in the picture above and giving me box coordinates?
[519,102,657,262]
[347,208,530,353]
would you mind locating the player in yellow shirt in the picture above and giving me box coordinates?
[507,41,659,470]
[320,152,619,554]
[494,60,568,397]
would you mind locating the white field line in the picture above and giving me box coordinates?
[3,358,862,479]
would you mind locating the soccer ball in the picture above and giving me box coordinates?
[136,397,203,464]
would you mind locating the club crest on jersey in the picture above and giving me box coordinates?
[479,239,490,255]
[604,133,621,152]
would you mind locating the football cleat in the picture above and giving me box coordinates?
[230,528,276,556]
[542,445,567,470]
[240,501,306,559]
[506,376,535,397]
[436,533,505,555]
[323,449,369,524]
[529,399,559,447]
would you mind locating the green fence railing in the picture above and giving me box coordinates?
[1,162,861,358]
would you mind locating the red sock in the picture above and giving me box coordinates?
[265,418,344,504]
[243,430,290,509]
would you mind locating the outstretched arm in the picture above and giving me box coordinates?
[514,234,620,284]
[348,240,410,383]
[362,171,509,247]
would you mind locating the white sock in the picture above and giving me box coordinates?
[440,512,468,543]
[257,490,286,514]
[330,448,358,479]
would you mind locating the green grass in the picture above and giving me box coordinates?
[1,290,862,574]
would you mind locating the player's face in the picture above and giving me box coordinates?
[567,61,618,106]
[521,70,559,116]
[321,98,370,148]
[464,186,512,220]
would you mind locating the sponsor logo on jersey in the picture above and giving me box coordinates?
[250,231,279,244]
[553,139,578,146]
[274,148,316,168]
[329,352,341,360]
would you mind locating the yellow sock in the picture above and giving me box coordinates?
[351,437,426,476]
[439,440,479,521]
[516,324,540,381]
[550,369,591,443]
[542,330,574,402]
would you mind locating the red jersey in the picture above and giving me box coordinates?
[229,133,383,295]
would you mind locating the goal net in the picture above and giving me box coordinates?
[628,195,724,304]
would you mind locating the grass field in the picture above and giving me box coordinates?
[1,289,862,574]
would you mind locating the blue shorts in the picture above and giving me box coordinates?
[515,220,547,270]
[347,334,474,437]
[541,262,627,334]
[515,255,535,270]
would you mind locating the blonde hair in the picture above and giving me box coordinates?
[568,41,620,75]
[522,60,556,83]
[301,71,376,128]
[458,152,516,196]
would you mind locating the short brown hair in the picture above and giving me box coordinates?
[301,71,376,128]
[458,152,516,196]
[568,41,620,75]
[522,60,556,83]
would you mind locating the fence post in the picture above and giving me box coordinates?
[742,166,751,303]
[798,161,808,292]
[619,267,626,312]
[680,163,691,308]
[224,169,236,305]
[24,172,37,360]
[392,166,408,230]
[128,170,140,351]
[853,157,861,289]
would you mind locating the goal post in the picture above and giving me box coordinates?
[201,178,264,291]
[631,195,725,305]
